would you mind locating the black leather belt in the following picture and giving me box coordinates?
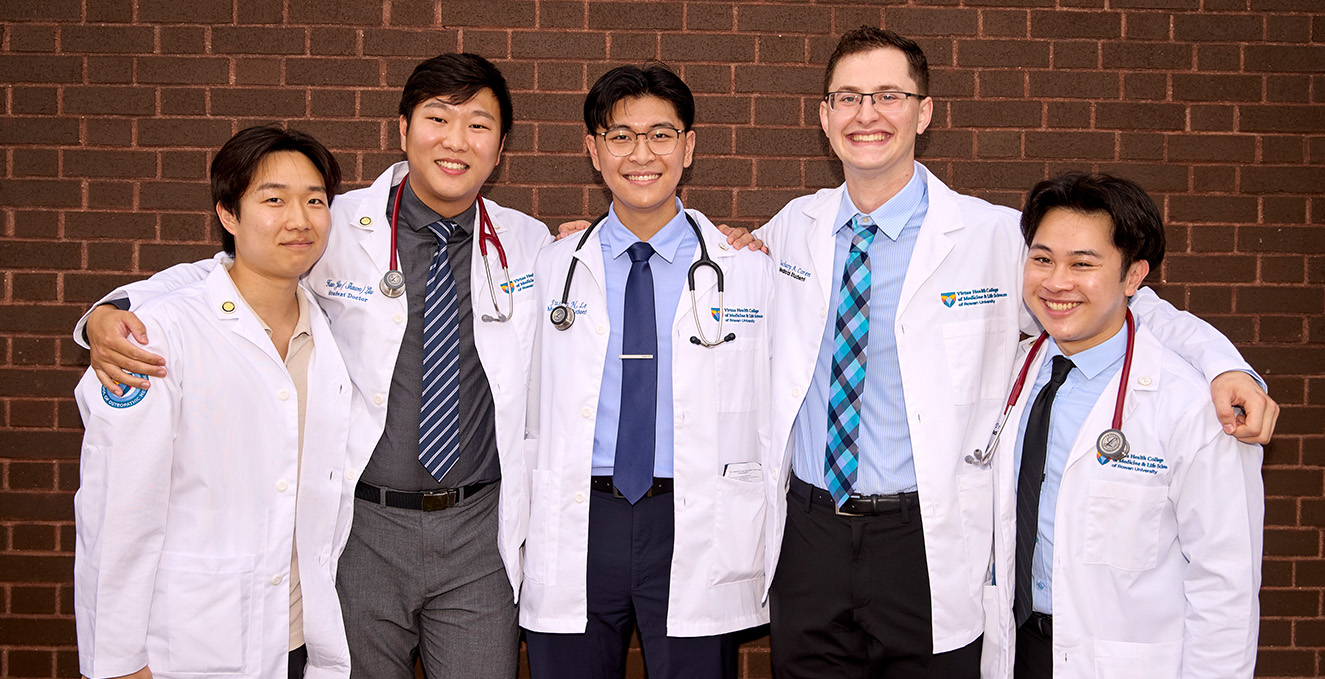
[1022,612,1053,639]
[790,474,919,517]
[590,475,674,498]
[354,480,495,511]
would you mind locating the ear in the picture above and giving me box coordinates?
[495,135,506,167]
[586,134,602,172]
[216,202,239,238]
[681,129,696,169]
[818,98,831,136]
[916,96,934,135]
[398,115,409,154]
[1123,259,1150,296]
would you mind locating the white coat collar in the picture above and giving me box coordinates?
[205,263,289,371]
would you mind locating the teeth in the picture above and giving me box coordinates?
[628,174,660,181]
[1045,301,1080,311]
[437,161,467,170]
[851,133,888,142]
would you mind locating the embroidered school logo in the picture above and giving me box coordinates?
[711,307,721,322]
[101,374,149,409]
[940,287,1009,308]
[1097,453,1110,465]
[500,273,535,294]
[941,292,957,308]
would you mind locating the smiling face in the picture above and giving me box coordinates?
[585,95,695,239]
[1023,208,1150,356]
[398,88,505,218]
[217,150,331,285]
[819,47,932,191]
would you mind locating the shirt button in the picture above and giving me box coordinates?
[271,574,283,586]
[276,481,288,492]
[278,389,290,401]
[574,492,586,504]
[393,313,404,324]
[374,394,385,405]
[596,325,607,335]
[819,306,827,318]
[581,407,593,418]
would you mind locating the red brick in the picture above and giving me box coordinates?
[1051,41,1100,69]
[137,0,231,22]
[287,58,381,87]
[1168,195,1258,223]
[211,89,308,117]
[690,158,754,187]
[1267,75,1311,103]
[289,0,382,24]
[0,55,82,83]
[61,25,154,53]
[1173,74,1262,102]
[1254,648,1317,676]
[1025,131,1115,159]
[160,26,207,54]
[512,31,606,59]
[1243,166,1325,194]
[1030,10,1121,38]
[588,1,681,30]
[1238,226,1325,254]
[738,4,830,34]
[661,34,755,63]
[1247,45,1325,73]
[735,65,820,95]
[957,39,1051,68]
[885,8,979,36]
[7,23,58,51]
[735,127,824,157]
[1096,102,1185,130]
[137,118,236,148]
[1172,14,1264,42]
[362,29,457,57]
[951,160,1045,190]
[309,26,359,56]
[1027,70,1118,98]
[86,55,134,84]
[1268,14,1312,42]
[541,1,587,29]
[1102,41,1190,70]
[1123,12,1169,40]
[951,100,1041,128]
[213,27,307,55]
[1123,72,1164,100]
[1190,104,1235,132]
[387,0,434,25]
[438,0,535,27]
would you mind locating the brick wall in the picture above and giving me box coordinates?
[2,1,1322,677]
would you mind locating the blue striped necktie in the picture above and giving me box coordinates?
[419,219,462,482]
[825,214,876,507]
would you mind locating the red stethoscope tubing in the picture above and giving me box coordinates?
[1007,308,1135,430]
[386,174,509,274]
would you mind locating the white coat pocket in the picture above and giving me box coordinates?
[713,338,761,413]
[1083,481,1168,571]
[942,318,1015,405]
[153,552,256,675]
[707,469,767,587]
[524,469,560,585]
[1092,638,1183,679]
[956,469,995,597]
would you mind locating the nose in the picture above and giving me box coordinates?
[854,95,883,124]
[440,119,468,151]
[1042,263,1072,291]
[627,133,656,164]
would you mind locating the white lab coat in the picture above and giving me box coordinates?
[74,266,361,679]
[984,325,1263,679]
[520,210,776,637]
[73,161,553,600]
[757,164,1260,653]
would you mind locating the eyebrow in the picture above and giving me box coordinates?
[421,98,498,122]
[1029,243,1102,258]
[832,85,908,93]
[604,122,681,131]
[254,182,327,193]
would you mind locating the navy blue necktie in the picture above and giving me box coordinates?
[418,219,461,482]
[613,242,657,504]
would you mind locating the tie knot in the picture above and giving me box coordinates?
[426,219,458,244]
[1049,355,1075,387]
[850,214,877,248]
[627,241,655,264]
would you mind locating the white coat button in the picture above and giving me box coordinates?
[574,492,586,503]
[393,313,404,324]
[1138,376,1153,386]
[819,306,828,318]
[771,466,779,480]
[276,481,288,492]
[596,325,607,335]
[792,386,803,398]
[581,407,593,418]
[271,574,283,586]
[278,389,290,401]
[374,394,385,405]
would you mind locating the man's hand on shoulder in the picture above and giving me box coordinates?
[715,223,768,254]
[87,305,165,395]
[1211,370,1279,445]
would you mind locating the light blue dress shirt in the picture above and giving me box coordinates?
[792,163,929,495]
[1013,325,1128,615]
[591,200,698,478]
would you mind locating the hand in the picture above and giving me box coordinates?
[556,220,591,241]
[1211,371,1279,444]
[715,223,769,254]
[87,305,165,395]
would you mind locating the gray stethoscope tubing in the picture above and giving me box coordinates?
[549,213,735,348]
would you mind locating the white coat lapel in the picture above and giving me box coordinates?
[1062,325,1163,473]
[569,218,609,314]
[671,213,736,333]
[897,168,959,318]
[350,162,409,286]
[803,187,843,308]
[206,266,286,369]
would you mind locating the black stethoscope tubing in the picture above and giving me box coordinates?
[549,212,735,348]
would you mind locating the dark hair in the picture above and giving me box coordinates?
[398,53,513,140]
[584,63,695,133]
[824,27,930,96]
[1020,172,1166,276]
[211,125,341,256]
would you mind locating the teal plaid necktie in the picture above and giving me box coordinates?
[825,214,876,507]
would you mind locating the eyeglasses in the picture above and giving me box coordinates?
[825,91,926,113]
[597,127,684,157]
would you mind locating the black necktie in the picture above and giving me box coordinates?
[1014,355,1075,627]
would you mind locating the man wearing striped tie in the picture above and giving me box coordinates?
[755,27,1277,679]
[75,54,553,678]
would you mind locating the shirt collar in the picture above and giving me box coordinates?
[394,180,477,236]
[603,199,689,264]
[1044,322,1128,381]
[835,161,928,241]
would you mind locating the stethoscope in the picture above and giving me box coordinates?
[378,175,514,323]
[548,212,736,348]
[966,309,1136,469]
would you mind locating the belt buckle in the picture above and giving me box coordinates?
[834,494,866,517]
[420,488,459,511]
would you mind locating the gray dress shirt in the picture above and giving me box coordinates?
[358,182,501,491]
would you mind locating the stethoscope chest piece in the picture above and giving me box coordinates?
[1096,428,1130,461]
[549,304,575,331]
[380,269,406,298]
